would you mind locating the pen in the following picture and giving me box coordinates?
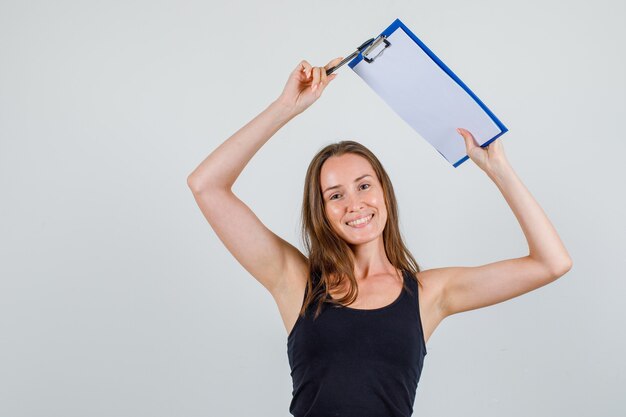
[325,38,375,76]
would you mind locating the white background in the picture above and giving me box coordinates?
[1,1,624,416]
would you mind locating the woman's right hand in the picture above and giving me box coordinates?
[275,57,343,116]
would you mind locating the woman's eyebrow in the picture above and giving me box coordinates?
[323,174,372,194]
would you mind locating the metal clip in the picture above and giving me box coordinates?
[362,35,391,63]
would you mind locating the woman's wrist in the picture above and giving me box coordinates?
[488,159,515,186]
[270,97,300,121]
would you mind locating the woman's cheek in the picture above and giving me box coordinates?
[326,206,344,231]
[327,204,341,219]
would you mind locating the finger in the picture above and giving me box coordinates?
[320,63,328,86]
[319,72,336,94]
[311,67,321,91]
[456,128,481,154]
[299,60,312,79]
[457,128,478,146]
[324,56,344,70]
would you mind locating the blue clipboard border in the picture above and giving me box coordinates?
[349,18,508,168]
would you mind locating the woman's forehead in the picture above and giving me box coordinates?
[320,154,375,188]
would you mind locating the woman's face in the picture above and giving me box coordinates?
[320,153,387,246]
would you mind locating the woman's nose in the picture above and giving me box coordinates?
[346,193,365,211]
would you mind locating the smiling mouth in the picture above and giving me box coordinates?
[346,214,374,227]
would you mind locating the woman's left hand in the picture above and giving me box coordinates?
[456,128,510,175]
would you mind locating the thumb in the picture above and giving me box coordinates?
[325,56,344,69]
[457,128,480,154]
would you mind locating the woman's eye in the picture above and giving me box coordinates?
[329,184,369,200]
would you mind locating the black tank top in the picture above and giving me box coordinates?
[287,269,427,417]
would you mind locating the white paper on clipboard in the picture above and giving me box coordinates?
[351,25,505,167]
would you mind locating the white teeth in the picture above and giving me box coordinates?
[347,214,373,227]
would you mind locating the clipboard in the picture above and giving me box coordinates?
[339,18,508,168]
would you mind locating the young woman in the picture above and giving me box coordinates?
[187,57,572,417]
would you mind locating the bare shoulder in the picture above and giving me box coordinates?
[415,268,450,344]
[415,268,447,301]
[269,251,310,336]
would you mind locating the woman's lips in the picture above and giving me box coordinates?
[346,214,374,228]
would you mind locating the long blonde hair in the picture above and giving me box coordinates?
[300,140,422,319]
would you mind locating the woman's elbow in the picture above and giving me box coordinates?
[551,256,573,278]
[187,173,204,194]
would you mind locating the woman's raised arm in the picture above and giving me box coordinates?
[187,58,341,294]
[427,129,573,318]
